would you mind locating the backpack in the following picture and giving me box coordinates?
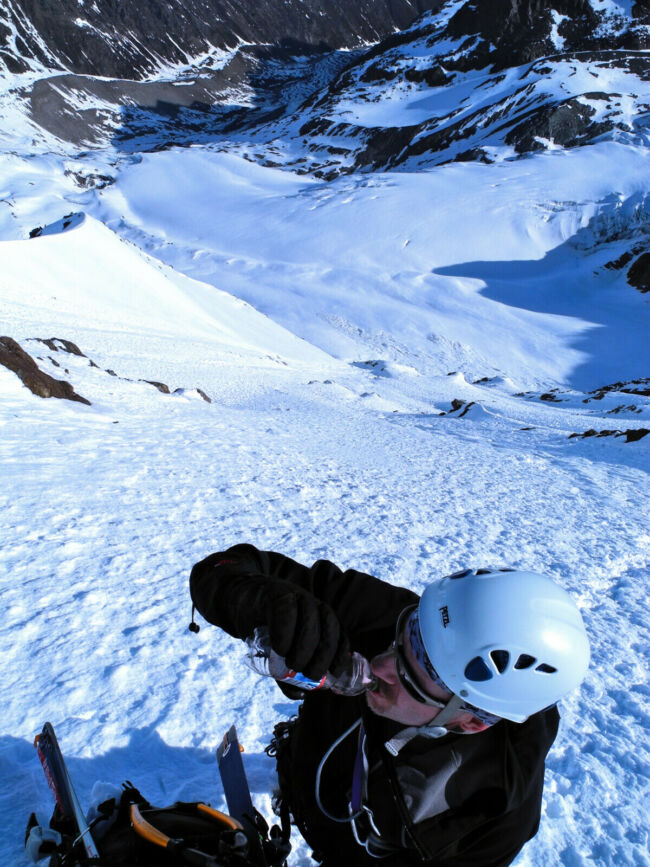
[26,781,290,867]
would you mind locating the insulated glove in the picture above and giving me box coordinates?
[190,552,351,680]
[260,580,350,680]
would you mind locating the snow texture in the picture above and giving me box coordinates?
[0,2,649,866]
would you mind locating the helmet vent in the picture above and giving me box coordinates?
[449,568,473,580]
[475,568,492,575]
[490,650,510,673]
[514,653,537,670]
[535,663,557,674]
[464,656,493,681]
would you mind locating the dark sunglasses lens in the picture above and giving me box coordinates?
[401,672,429,704]
[394,646,431,705]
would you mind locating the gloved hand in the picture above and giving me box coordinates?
[190,549,351,679]
[259,581,350,680]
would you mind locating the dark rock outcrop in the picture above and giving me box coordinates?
[29,336,100,368]
[446,0,601,71]
[1,0,444,79]
[588,378,650,400]
[627,252,650,292]
[606,404,641,415]
[32,337,86,356]
[142,380,171,394]
[444,0,650,71]
[0,336,91,405]
[504,98,610,153]
[569,427,649,442]
[172,387,212,402]
[444,399,478,417]
[605,247,643,272]
[626,428,650,442]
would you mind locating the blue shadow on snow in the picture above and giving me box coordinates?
[433,205,649,393]
[0,725,277,867]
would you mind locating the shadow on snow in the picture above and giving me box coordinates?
[1,726,277,865]
[433,204,650,393]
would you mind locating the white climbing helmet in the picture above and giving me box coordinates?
[418,568,590,722]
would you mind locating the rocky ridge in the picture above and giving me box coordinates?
[0,0,442,148]
[0,334,214,406]
[0,0,444,78]
[4,0,650,164]
[250,0,650,176]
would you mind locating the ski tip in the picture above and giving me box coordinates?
[34,721,54,748]
[217,725,246,759]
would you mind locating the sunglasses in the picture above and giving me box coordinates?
[392,606,502,727]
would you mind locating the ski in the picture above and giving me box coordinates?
[34,722,101,861]
[217,724,267,866]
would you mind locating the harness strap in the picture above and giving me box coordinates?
[350,724,367,814]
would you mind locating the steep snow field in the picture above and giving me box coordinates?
[93,144,650,391]
[1,139,649,867]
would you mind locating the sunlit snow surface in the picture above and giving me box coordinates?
[1,86,650,867]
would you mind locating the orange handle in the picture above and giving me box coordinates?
[130,803,170,848]
[197,803,243,831]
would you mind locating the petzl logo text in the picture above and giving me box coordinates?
[439,606,450,628]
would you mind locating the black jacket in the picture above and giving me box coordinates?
[190,544,560,866]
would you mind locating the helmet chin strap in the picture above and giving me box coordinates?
[384,694,465,756]
[429,693,464,727]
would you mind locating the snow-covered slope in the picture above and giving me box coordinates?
[1,1,649,866]
[1,211,330,369]
[93,144,650,391]
[2,148,649,867]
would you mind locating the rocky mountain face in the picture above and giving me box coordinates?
[270,0,650,175]
[2,0,650,178]
[0,0,444,148]
[0,0,444,78]
[446,0,650,69]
